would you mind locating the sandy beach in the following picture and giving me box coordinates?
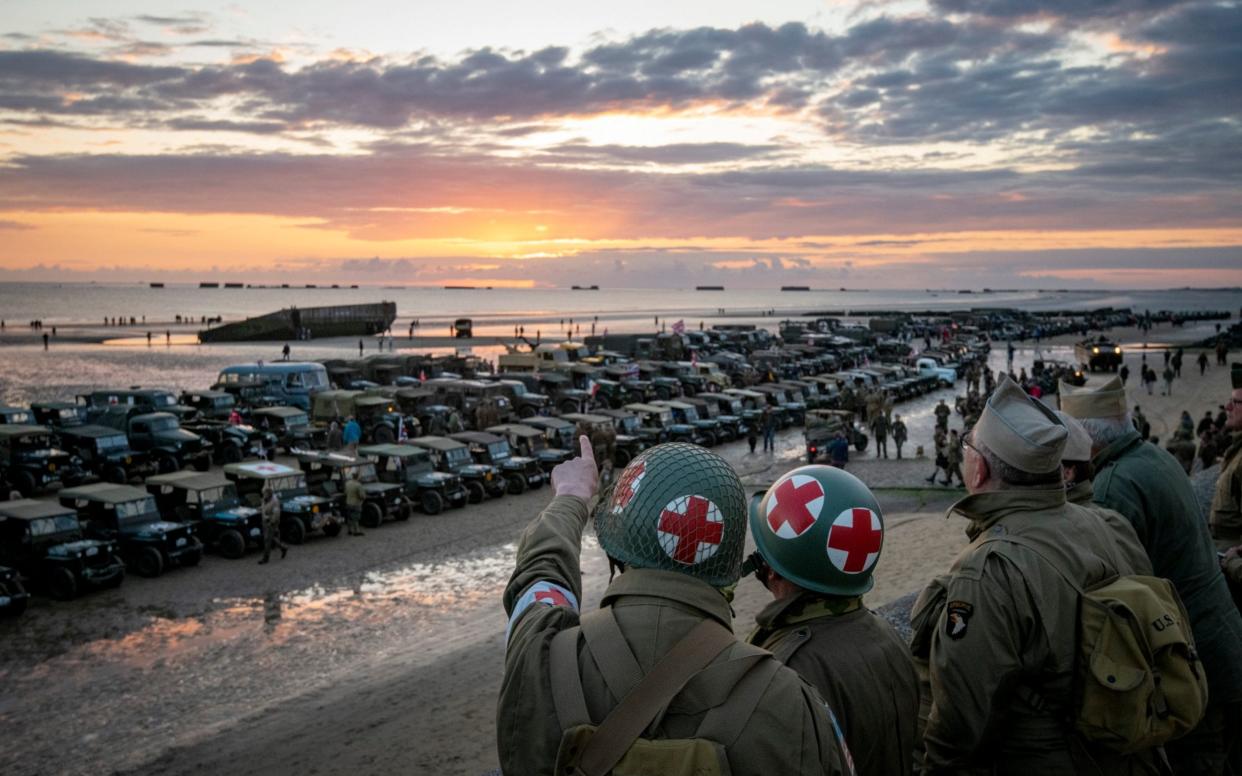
[0,317,1235,776]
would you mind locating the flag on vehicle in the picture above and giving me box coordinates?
[397,418,408,441]
[587,379,599,397]
[672,320,686,334]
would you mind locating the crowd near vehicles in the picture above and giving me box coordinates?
[0,310,1015,612]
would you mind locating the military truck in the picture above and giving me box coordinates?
[1074,338,1123,372]
[0,406,34,425]
[223,461,341,543]
[146,472,263,559]
[0,563,28,615]
[591,409,649,465]
[624,403,696,444]
[312,390,412,445]
[252,406,325,452]
[405,436,501,503]
[93,408,212,473]
[804,409,869,463]
[429,380,516,425]
[80,388,197,422]
[486,423,572,473]
[0,499,125,599]
[357,444,467,515]
[635,364,685,401]
[295,451,409,528]
[57,424,154,484]
[450,431,545,495]
[31,401,89,429]
[519,416,578,453]
[498,373,590,415]
[59,483,202,577]
[0,424,87,496]
[651,400,720,446]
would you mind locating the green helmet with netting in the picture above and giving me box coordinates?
[749,465,884,596]
[595,442,747,587]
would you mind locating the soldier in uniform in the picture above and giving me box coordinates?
[1062,376,1242,775]
[933,399,950,433]
[869,411,889,459]
[926,428,948,484]
[941,429,964,486]
[498,441,856,776]
[922,375,1159,774]
[747,466,919,776]
[892,414,908,459]
[344,469,366,536]
[258,485,287,564]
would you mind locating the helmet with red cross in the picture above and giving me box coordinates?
[595,442,747,587]
[749,465,884,596]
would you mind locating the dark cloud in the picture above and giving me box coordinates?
[163,117,289,133]
[930,0,1186,20]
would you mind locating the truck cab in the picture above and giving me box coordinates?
[914,357,958,386]
[624,403,694,444]
[93,408,212,473]
[486,423,572,473]
[651,400,720,446]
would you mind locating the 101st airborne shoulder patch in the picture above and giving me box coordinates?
[945,601,974,640]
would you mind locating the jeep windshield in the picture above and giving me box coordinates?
[198,485,240,512]
[150,393,179,407]
[31,515,80,536]
[445,447,472,466]
[4,410,32,423]
[680,406,701,421]
[116,497,161,528]
[726,400,743,415]
[618,416,641,434]
[15,434,54,450]
[283,413,309,428]
[345,463,379,483]
[268,475,306,495]
[525,434,546,452]
[505,382,528,396]
[148,417,181,432]
[488,441,511,461]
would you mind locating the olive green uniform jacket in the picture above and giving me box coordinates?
[498,495,854,776]
[922,489,1160,775]
[1210,432,1242,551]
[750,593,919,776]
[1066,480,1152,577]
[1092,430,1242,705]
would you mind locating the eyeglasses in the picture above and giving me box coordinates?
[960,435,979,455]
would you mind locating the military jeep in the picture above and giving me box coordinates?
[223,461,341,543]
[623,403,695,444]
[59,483,202,577]
[0,406,35,425]
[179,390,239,422]
[590,409,648,466]
[295,451,410,528]
[0,564,29,615]
[0,499,124,599]
[146,472,262,559]
[519,416,578,453]
[804,409,869,463]
[0,424,87,497]
[252,406,325,452]
[690,394,746,442]
[405,436,501,504]
[92,408,212,473]
[31,401,89,429]
[57,424,154,484]
[450,431,545,495]
[651,400,720,446]
[486,423,572,473]
[357,444,467,515]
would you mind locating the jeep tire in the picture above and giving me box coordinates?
[282,518,307,545]
[220,444,243,465]
[421,490,444,515]
[217,529,246,559]
[362,501,384,529]
[104,465,129,484]
[48,567,78,600]
[465,480,485,504]
[506,473,526,496]
[14,470,37,498]
[155,452,179,474]
[135,546,165,578]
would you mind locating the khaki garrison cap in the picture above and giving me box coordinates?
[1233,362,1242,390]
[974,374,1067,474]
[1054,410,1093,463]
[1059,375,1126,419]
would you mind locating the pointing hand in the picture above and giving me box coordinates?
[552,435,598,502]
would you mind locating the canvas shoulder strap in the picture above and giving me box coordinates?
[573,618,738,776]
[696,655,781,746]
[579,606,645,703]
[550,627,590,729]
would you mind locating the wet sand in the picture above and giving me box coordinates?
[0,320,1234,776]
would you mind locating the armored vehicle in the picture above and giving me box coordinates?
[449,431,545,495]
[223,461,341,543]
[519,416,578,452]
[651,400,720,446]
[31,401,89,429]
[405,436,500,503]
[146,472,262,559]
[93,408,212,473]
[1074,338,1123,373]
[252,406,324,452]
[804,409,869,463]
[57,424,153,484]
[485,423,572,473]
[0,424,86,497]
[590,409,649,465]
[0,499,124,599]
[0,406,34,425]
[357,444,467,514]
[295,451,409,527]
[59,483,201,577]
[0,564,28,615]
[81,388,197,422]
[179,390,238,421]
[685,396,742,442]
[623,403,696,444]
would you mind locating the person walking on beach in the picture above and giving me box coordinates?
[870,411,889,459]
[344,470,366,536]
[761,406,776,453]
[943,429,965,486]
[258,485,287,564]
[282,343,290,361]
[1143,366,1157,395]
[42,332,48,350]
[746,421,757,454]
[892,414,908,459]
[1119,363,1129,385]
[358,339,364,357]
[1173,348,1184,378]
[1199,351,1210,376]
[1163,365,1175,396]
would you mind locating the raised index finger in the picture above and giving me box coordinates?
[578,434,596,467]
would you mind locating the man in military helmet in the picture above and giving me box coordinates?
[498,440,856,776]
[933,399,950,433]
[922,375,1159,774]
[747,466,919,776]
[1062,376,1242,774]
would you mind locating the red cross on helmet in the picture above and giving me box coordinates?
[595,442,746,587]
[748,465,884,596]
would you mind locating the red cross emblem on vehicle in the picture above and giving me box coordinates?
[826,507,883,573]
[611,460,646,513]
[657,495,723,565]
[765,473,825,539]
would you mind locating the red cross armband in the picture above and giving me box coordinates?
[506,580,579,640]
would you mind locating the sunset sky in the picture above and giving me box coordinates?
[1,0,1240,288]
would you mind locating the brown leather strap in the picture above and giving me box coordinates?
[575,618,737,776]
[580,607,644,703]
[550,627,590,729]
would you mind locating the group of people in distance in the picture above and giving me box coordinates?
[497,365,1242,776]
